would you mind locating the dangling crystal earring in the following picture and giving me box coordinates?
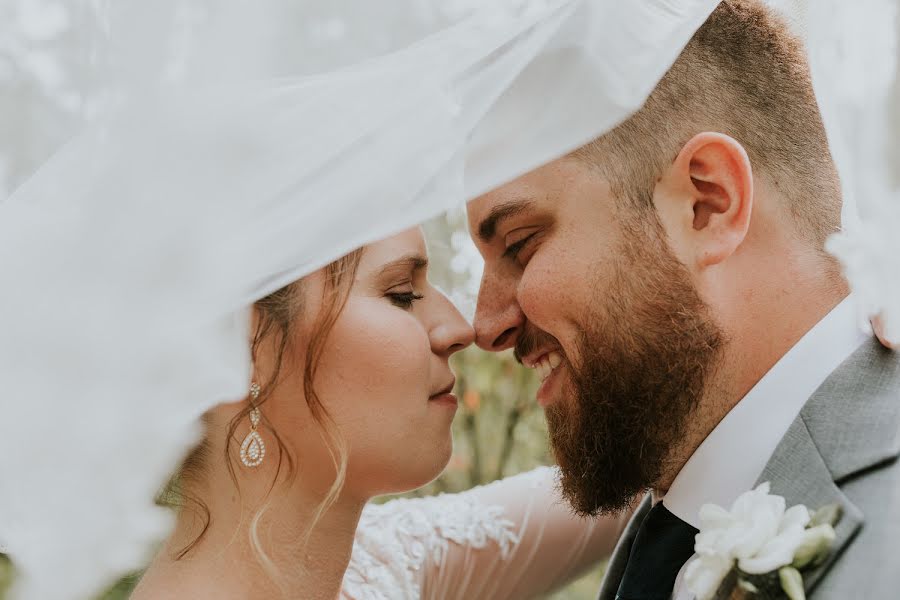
[239,382,266,468]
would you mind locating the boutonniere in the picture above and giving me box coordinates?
[685,482,843,600]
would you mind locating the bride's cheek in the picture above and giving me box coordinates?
[371,309,432,398]
[321,301,441,493]
[327,299,431,411]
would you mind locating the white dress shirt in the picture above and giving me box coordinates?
[664,295,870,599]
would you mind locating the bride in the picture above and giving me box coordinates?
[130,227,634,599]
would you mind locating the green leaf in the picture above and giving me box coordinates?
[792,524,836,569]
[779,566,806,600]
[809,503,843,528]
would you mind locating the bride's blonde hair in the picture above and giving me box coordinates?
[165,249,363,587]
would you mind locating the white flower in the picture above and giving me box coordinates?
[687,483,819,600]
[737,517,807,574]
[685,554,733,600]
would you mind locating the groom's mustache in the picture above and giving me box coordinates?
[513,325,562,365]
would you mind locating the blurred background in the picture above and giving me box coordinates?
[0,1,601,597]
[2,0,897,598]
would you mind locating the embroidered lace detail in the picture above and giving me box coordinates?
[340,484,524,599]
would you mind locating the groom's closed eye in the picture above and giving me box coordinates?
[503,228,541,264]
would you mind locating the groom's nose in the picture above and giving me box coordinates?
[473,272,525,352]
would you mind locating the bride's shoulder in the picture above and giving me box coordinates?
[358,466,559,555]
[357,489,516,559]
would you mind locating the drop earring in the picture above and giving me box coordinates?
[239,382,266,468]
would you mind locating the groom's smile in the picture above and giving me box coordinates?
[515,328,566,407]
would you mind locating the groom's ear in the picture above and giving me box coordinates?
[652,132,753,270]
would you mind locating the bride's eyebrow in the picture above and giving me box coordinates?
[376,254,428,280]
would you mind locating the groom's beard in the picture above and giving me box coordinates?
[545,226,725,517]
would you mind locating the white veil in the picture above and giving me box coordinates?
[0,1,721,598]
[807,0,900,339]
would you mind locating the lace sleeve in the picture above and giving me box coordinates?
[342,466,635,600]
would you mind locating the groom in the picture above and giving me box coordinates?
[467,1,899,598]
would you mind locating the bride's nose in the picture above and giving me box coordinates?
[429,294,475,358]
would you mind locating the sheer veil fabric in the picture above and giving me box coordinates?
[768,0,900,339]
[0,1,721,598]
[805,0,900,340]
[1,1,898,598]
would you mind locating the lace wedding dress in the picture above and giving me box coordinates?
[341,466,633,600]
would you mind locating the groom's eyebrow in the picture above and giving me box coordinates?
[477,199,535,243]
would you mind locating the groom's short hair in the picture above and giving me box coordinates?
[576,0,842,247]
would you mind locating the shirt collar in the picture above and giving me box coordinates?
[662,295,870,529]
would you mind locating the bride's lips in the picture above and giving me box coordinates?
[429,379,458,408]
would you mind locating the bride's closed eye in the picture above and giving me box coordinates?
[387,288,424,309]
[374,253,429,309]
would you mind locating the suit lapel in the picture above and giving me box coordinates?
[753,416,864,594]
[754,338,900,594]
[596,495,651,600]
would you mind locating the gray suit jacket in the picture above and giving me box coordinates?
[597,339,900,599]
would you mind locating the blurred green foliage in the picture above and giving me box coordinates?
[0,557,11,597]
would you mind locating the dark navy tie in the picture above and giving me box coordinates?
[616,502,699,600]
